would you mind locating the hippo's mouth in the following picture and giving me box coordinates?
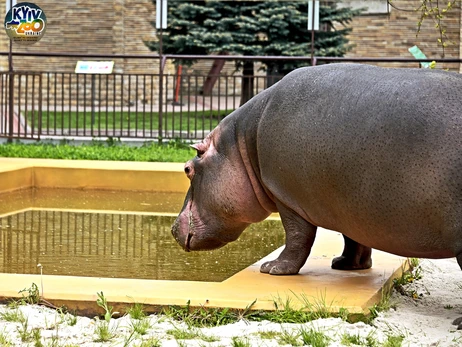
[185,228,193,252]
[171,199,231,251]
[184,210,195,252]
[185,232,192,252]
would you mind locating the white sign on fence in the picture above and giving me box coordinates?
[75,61,114,74]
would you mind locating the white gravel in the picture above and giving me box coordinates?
[1,258,461,346]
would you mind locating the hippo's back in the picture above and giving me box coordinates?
[257,64,462,258]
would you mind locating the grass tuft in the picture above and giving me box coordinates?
[393,259,424,299]
[18,283,41,305]
[383,334,404,347]
[341,332,364,346]
[0,330,12,346]
[166,325,201,340]
[162,299,256,327]
[130,318,151,335]
[231,336,251,347]
[136,337,162,347]
[300,327,330,347]
[278,328,300,346]
[127,302,146,320]
[257,330,281,339]
[93,319,117,342]
[0,308,26,323]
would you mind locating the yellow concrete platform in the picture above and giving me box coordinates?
[0,158,408,316]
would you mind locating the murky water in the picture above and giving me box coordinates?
[0,189,284,282]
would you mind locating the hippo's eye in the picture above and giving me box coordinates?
[184,162,194,178]
[196,149,205,158]
[190,143,207,159]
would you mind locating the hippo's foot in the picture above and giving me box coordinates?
[452,317,462,330]
[331,235,372,270]
[331,255,372,270]
[260,259,300,275]
[260,201,317,275]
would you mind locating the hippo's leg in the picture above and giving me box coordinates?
[260,201,317,275]
[331,235,372,270]
[453,253,462,330]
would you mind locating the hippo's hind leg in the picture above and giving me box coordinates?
[260,201,317,275]
[331,235,372,270]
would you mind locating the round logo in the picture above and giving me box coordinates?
[4,2,47,44]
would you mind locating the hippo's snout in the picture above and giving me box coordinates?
[171,215,192,252]
[171,210,229,252]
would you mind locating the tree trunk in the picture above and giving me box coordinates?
[202,54,228,96]
[240,60,254,106]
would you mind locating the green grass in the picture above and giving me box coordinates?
[0,308,26,323]
[278,328,300,346]
[341,332,364,346]
[300,327,330,347]
[0,331,12,346]
[93,319,117,342]
[136,337,161,347]
[32,109,232,132]
[166,326,202,340]
[162,300,248,328]
[0,139,195,162]
[257,330,280,339]
[253,293,338,324]
[130,318,151,335]
[127,302,147,320]
[383,334,404,347]
[231,336,251,347]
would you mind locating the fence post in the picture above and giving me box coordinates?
[158,57,163,144]
[7,39,14,142]
[38,74,42,140]
[8,72,14,142]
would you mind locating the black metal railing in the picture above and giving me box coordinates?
[0,53,461,141]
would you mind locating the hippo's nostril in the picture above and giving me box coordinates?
[184,166,190,175]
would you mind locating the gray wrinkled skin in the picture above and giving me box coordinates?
[172,63,462,282]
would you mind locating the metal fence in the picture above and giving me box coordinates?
[1,53,461,142]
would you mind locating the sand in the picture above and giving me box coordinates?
[0,258,461,346]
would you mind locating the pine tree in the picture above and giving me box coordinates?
[146,0,363,104]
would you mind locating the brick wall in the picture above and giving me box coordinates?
[1,1,460,72]
[0,1,460,107]
[0,0,160,74]
[0,1,165,107]
[345,0,461,71]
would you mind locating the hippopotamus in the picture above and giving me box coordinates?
[171,63,462,294]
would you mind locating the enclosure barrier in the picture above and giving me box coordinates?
[0,53,461,141]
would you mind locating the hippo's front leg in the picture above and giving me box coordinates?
[260,202,317,275]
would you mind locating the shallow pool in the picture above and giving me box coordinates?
[0,188,284,282]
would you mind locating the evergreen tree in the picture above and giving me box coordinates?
[146,0,363,104]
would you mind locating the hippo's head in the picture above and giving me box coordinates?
[171,121,272,252]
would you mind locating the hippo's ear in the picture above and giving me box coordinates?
[190,142,207,157]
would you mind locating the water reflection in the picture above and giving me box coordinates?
[0,210,284,282]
